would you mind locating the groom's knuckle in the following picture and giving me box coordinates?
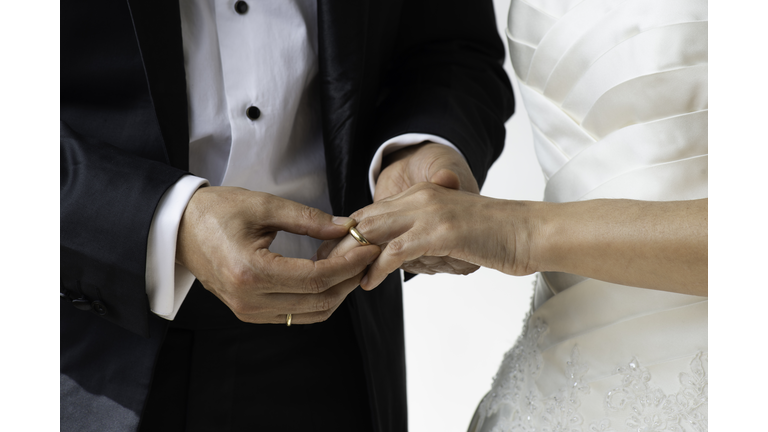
[229,297,256,316]
[306,275,329,294]
[251,194,274,217]
[229,299,246,315]
[232,311,250,322]
[317,308,334,322]
[356,216,376,234]
[258,193,274,207]
[349,208,364,220]
[434,217,453,236]
[300,204,321,223]
[314,295,335,313]
[414,184,438,201]
[227,266,256,291]
[386,238,406,257]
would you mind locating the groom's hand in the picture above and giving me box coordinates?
[366,143,481,283]
[317,143,481,287]
[176,186,380,324]
[372,142,480,202]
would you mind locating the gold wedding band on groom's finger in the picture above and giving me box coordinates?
[286,313,292,327]
[349,226,370,245]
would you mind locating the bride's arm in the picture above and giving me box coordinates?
[531,198,707,296]
[334,182,707,296]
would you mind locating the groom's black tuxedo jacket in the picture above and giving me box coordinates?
[61,0,513,431]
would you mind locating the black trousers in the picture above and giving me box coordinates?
[139,283,373,432]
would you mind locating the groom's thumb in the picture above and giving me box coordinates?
[429,168,461,190]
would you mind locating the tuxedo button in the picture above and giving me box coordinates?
[71,298,92,311]
[91,301,108,316]
[61,290,93,311]
[246,106,261,120]
[234,1,248,14]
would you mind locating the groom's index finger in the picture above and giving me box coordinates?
[259,193,357,239]
[317,235,359,261]
[257,245,380,294]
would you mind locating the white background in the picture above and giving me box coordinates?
[0,1,761,429]
[403,1,543,430]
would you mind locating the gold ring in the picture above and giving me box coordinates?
[286,313,292,327]
[349,226,370,245]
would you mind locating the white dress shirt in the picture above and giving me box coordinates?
[145,0,461,320]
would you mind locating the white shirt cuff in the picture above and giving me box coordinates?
[145,175,209,320]
[367,133,465,197]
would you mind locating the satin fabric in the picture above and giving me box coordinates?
[470,0,707,430]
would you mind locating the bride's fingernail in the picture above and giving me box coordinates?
[332,216,356,229]
[360,275,369,289]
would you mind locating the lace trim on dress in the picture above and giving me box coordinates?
[601,352,708,432]
[475,305,707,432]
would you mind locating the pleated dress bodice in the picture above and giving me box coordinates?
[469,2,708,431]
[509,0,708,296]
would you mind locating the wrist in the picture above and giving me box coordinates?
[485,199,535,275]
[381,142,430,170]
[508,200,555,275]
[175,186,210,269]
[527,201,571,274]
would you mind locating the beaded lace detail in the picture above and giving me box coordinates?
[600,352,708,432]
[474,307,708,432]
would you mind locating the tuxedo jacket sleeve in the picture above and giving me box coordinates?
[370,0,514,188]
[374,0,515,283]
[60,0,191,337]
[317,0,514,216]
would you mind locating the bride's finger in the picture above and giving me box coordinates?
[354,212,415,248]
[351,183,431,221]
[316,223,383,261]
[360,232,430,290]
[400,256,476,276]
[349,200,397,223]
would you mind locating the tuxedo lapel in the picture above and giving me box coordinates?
[126,0,190,171]
[317,0,371,214]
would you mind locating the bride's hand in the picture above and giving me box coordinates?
[333,182,538,290]
[370,142,484,277]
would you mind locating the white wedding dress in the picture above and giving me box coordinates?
[469,1,708,431]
